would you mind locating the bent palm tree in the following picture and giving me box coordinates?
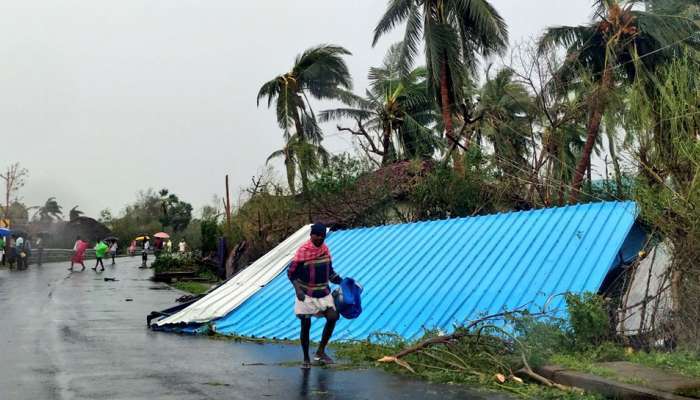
[372,0,508,152]
[267,134,330,194]
[320,44,438,164]
[69,206,84,221]
[539,0,699,201]
[476,67,534,177]
[257,44,353,144]
[35,197,63,222]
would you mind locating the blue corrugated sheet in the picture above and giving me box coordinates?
[212,201,638,341]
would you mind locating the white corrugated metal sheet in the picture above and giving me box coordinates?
[619,242,673,335]
[155,225,310,326]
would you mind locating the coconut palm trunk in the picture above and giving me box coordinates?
[381,124,392,165]
[570,67,613,202]
[440,60,464,172]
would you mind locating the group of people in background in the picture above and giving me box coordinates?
[2,234,187,271]
[0,234,44,269]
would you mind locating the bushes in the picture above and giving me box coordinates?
[200,218,220,254]
[565,292,610,348]
[151,253,198,273]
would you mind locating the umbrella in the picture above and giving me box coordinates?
[153,232,170,239]
[11,229,28,238]
[103,236,119,242]
[0,228,11,237]
[134,235,150,241]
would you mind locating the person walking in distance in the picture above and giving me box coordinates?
[287,223,342,369]
[0,235,5,266]
[15,235,25,269]
[93,239,108,271]
[141,239,150,268]
[70,236,88,271]
[109,241,118,265]
[36,236,44,266]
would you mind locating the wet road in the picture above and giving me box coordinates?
[0,258,508,400]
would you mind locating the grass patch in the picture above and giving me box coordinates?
[171,281,212,295]
[627,351,700,378]
[549,346,700,390]
[548,354,617,379]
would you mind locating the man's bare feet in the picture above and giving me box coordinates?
[313,353,334,365]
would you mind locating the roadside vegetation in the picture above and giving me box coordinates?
[171,281,212,295]
[332,292,698,398]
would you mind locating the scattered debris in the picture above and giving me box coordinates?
[104,277,118,282]
[176,294,197,303]
[125,298,133,302]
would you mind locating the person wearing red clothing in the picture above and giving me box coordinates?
[287,223,342,369]
[69,236,88,271]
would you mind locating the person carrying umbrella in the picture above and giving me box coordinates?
[109,241,118,265]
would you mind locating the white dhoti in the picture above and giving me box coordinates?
[294,294,335,317]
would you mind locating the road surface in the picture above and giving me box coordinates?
[0,258,508,399]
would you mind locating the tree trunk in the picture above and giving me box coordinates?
[606,129,624,197]
[570,68,613,203]
[440,61,462,173]
[284,157,296,195]
[381,125,392,165]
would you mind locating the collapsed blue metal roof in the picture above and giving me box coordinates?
[210,201,638,341]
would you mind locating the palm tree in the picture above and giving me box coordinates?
[320,44,438,165]
[69,206,84,221]
[539,0,699,201]
[257,44,353,144]
[475,67,534,178]
[35,197,63,222]
[267,134,330,194]
[372,0,508,153]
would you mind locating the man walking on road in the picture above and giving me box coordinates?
[93,239,108,271]
[287,223,342,369]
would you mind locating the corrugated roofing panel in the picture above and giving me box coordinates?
[155,225,311,326]
[212,202,637,341]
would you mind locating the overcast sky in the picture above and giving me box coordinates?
[0,0,593,218]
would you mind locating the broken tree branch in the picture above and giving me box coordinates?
[337,120,385,156]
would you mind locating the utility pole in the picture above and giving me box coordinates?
[224,175,232,234]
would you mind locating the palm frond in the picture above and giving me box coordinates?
[318,108,374,123]
[256,77,281,107]
[538,25,596,54]
[373,0,415,46]
[633,11,700,52]
[454,0,509,56]
[297,45,353,99]
[398,1,423,76]
[266,149,287,164]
